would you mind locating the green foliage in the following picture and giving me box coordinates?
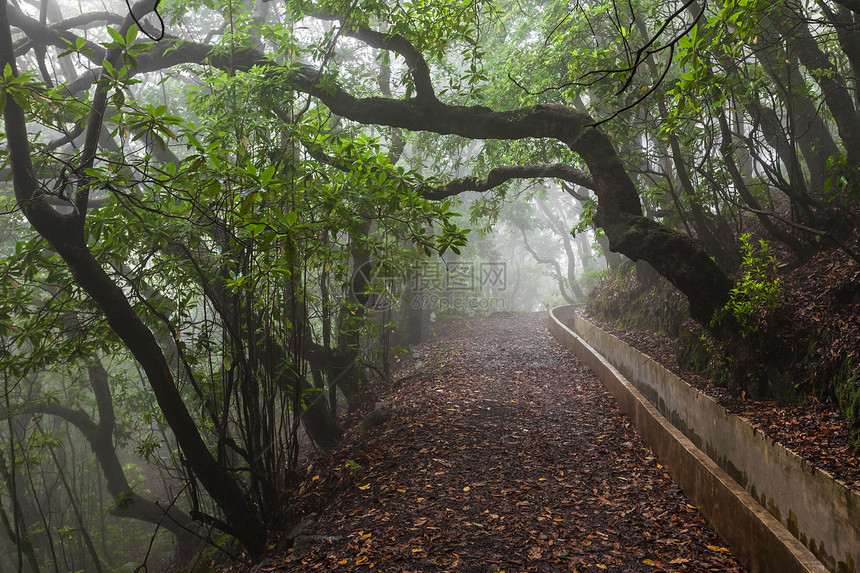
[835,360,860,451]
[2,0,859,567]
[700,235,784,395]
[571,199,597,238]
[712,234,782,338]
[824,154,860,200]
[0,63,39,112]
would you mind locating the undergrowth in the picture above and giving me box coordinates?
[703,234,785,397]
[588,237,860,451]
[587,261,689,336]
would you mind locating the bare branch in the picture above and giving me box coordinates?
[425,164,595,200]
[6,4,106,64]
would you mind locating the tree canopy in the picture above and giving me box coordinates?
[0,0,858,566]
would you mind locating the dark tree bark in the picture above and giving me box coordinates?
[717,110,811,258]
[536,196,587,299]
[7,5,737,327]
[776,5,860,167]
[753,48,836,200]
[656,100,739,271]
[0,359,196,531]
[294,86,732,324]
[423,164,594,200]
[0,0,265,556]
[832,0,860,17]
[0,449,41,573]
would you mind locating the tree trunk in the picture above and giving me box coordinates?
[0,3,265,554]
[12,16,738,335]
[777,6,860,167]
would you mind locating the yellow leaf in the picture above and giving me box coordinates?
[311,475,319,481]
[412,548,424,553]
[358,484,371,490]
[707,545,730,552]
[463,486,470,492]
[643,559,658,566]
[337,559,348,565]
[596,565,607,570]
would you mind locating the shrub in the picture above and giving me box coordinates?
[706,234,783,395]
[714,234,782,337]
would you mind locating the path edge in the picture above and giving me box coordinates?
[548,306,828,573]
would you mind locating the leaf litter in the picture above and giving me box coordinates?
[244,312,745,572]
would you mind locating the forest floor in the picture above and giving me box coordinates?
[582,241,860,492]
[584,313,860,491]
[582,240,860,492]
[241,312,745,572]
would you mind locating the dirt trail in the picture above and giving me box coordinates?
[257,312,745,572]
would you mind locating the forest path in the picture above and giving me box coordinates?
[261,312,745,572]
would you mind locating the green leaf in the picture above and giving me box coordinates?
[260,165,276,185]
[126,25,138,46]
[106,27,125,46]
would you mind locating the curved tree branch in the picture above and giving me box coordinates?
[121,33,732,325]
[0,392,192,531]
[301,9,436,101]
[296,128,594,200]
[518,225,577,304]
[7,4,106,63]
[425,164,594,200]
